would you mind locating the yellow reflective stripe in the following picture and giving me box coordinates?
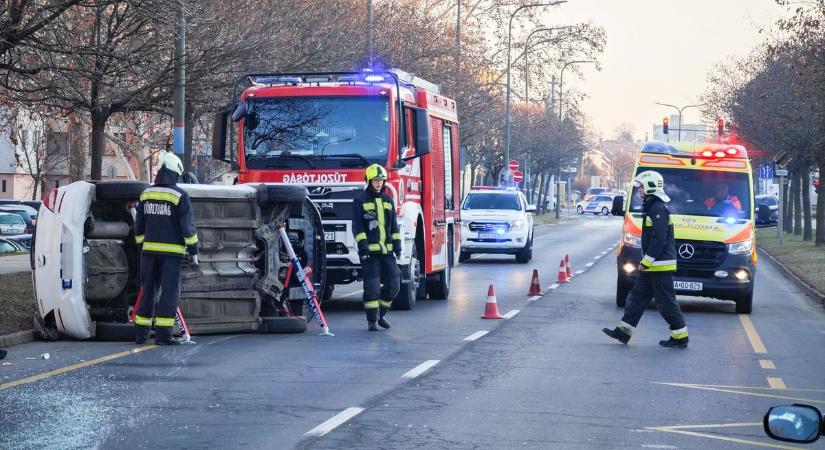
[383,202,392,210]
[355,232,367,242]
[647,264,676,272]
[376,198,387,253]
[644,217,652,226]
[641,259,653,268]
[364,300,380,309]
[184,234,199,246]
[142,242,185,255]
[391,233,401,240]
[155,317,175,327]
[134,315,153,326]
[135,234,145,244]
[379,300,393,308]
[140,192,180,205]
[362,203,375,211]
[670,327,688,339]
[368,243,381,252]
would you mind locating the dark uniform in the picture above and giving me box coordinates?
[605,194,688,347]
[134,159,199,345]
[352,164,401,330]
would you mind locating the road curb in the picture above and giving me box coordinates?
[0,329,36,348]
[758,248,825,306]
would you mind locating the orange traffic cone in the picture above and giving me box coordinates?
[565,254,573,278]
[481,284,504,319]
[556,259,570,283]
[527,269,543,296]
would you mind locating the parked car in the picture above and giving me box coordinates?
[0,212,27,236]
[6,234,32,251]
[576,195,616,215]
[755,194,779,226]
[0,200,20,206]
[0,205,36,233]
[21,200,42,211]
[0,236,24,254]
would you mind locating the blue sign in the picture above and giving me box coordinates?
[760,163,775,179]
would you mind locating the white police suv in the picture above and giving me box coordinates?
[459,187,535,264]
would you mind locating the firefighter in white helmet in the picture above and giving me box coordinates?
[134,151,199,345]
[603,170,688,348]
[352,164,401,331]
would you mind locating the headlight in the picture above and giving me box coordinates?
[623,233,641,248]
[728,240,753,255]
[510,219,525,230]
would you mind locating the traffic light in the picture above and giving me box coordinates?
[662,117,669,135]
[717,118,725,136]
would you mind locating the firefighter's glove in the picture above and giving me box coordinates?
[393,243,401,259]
[637,264,646,272]
[359,249,371,262]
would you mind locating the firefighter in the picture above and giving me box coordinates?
[352,164,401,331]
[133,152,199,345]
[603,170,688,348]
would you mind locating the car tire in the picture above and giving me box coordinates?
[95,181,149,201]
[260,316,308,333]
[616,274,632,307]
[394,243,421,310]
[576,206,583,214]
[95,321,138,341]
[515,237,532,264]
[459,250,470,263]
[322,283,335,301]
[261,184,308,203]
[602,207,610,216]
[734,289,753,314]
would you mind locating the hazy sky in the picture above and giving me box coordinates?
[539,0,785,141]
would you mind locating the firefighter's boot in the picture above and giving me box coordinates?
[368,322,378,331]
[378,302,391,329]
[602,327,631,344]
[659,336,689,348]
[135,326,150,345]
[377,317,391,329]
[154,327,181,345]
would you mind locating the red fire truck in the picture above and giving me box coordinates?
[211,69,460,310]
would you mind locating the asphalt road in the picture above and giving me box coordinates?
[1,214,824,449]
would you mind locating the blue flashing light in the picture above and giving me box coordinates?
[725,217,737,225]
[338,75,362,83]
[496,228,505,235]
[364,75,385,83]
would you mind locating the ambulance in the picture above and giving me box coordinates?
[614,141,757,314]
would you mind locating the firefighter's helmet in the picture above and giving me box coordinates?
[161,152,184,176]
[364,164,388,183]
[633,170,670,203]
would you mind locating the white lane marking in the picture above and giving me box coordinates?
[402,360,440,379]
[464,331,489,342]
[600,251,608,255]
[528,295,542,302]
[548,283,560,290]
[759,360,776,370]
[502,309,520,319]
[575,270,584,275]
[534,233,558,241]
[641,446,677,449]
[767,377,787,390]
[304,407,366,437]
[593,255,602,260]
[585,262,594,268]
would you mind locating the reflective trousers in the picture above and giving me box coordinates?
[362,254,401,322]
[135,253,182,339]
[621,271,686,331]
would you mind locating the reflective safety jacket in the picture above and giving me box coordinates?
[352,188,401,256]
[640,195,677,272]
[135,172,198,258]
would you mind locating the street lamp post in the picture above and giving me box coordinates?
[556,59,594,218]
[524,26,572,103]
[654,102,703,142]
[503,1,567,185]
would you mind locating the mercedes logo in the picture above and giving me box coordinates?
[678,243,695,259]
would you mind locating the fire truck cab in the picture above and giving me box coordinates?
[212,69,460,310]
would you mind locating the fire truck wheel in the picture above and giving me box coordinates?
[260,316,308,334]
[394,245,420,310]
[95,181,149,201]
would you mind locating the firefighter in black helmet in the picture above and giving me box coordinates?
[134,152,199,345]
[352,164,402,331]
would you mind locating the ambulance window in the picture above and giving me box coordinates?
[443,124,454,209]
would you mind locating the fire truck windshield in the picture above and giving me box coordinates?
[243,96,390,169]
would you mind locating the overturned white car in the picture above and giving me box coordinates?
[31,180,325,340]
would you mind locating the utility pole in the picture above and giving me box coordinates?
[654,102,703,142]
[173,1,186,168]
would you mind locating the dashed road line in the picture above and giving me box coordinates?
[402,360,440,379]
[759,360,776,370]
[575,270,584,275]
[464,331,489,342]
[585,262,594,268]
[767,377,787,390]
[599,251,608,255]
[304,407,365,437]
[547,283,560,290]
[528,295,542,302]
[738,315,767,354]
[593,255,602,260]
[502,309,520,319]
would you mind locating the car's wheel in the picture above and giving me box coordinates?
[616,273,632,307]
[95,321,137,341]
[394,243,421,310]
[95,181,149,201]
[576,205,584,214]
[260,316,308,333]
[734,289,753,314]
[515,237,532,264]
[602,207,610,216]
[322,283,335,301]
[459,250,470,263]
[427,232,452,300]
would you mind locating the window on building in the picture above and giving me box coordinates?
[1,180,6,192]
[46,132,69,156]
